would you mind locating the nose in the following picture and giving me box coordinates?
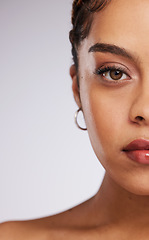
[129,89,149,126]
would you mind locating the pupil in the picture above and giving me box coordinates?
[110,70,122,80]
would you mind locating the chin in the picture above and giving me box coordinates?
[118,174,149,196]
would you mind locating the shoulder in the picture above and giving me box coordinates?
[0,196,98,240]
[0,221,21,240]
[0,220,52,240]
[0,218,79,240]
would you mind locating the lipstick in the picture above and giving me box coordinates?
[123,139,149,164]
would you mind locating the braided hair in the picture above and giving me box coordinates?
[69,0,110,71]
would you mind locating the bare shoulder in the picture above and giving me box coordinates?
[0,221,24,240]
[0,219,118,240]
[0,196,100,240]
[0,219,53,240]
[0,214,82,240]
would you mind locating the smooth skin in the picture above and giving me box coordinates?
[2,0,149,239]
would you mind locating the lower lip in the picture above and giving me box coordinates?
[124,150,149,164]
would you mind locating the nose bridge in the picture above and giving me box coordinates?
[129,81,149,124]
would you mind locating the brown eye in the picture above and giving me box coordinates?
[103,69,128,81]
[110,70,123,80]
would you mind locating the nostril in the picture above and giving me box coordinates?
[135,116,144,121]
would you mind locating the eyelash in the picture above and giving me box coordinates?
[94,65,130,83]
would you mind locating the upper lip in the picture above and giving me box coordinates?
[123,139,149,151]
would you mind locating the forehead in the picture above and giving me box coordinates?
[83,0,149,54]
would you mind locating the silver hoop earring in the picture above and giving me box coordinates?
[74,108,87,131]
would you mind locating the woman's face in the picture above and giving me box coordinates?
[71,0,149,195]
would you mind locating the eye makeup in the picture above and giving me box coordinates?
[94,64,131,85]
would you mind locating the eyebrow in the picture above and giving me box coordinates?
[88,43,134,60]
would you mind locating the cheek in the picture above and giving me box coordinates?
[81,82,130,166]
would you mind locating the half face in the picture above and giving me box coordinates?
[71,0,149,195]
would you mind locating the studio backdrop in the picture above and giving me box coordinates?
[0,0,104,222]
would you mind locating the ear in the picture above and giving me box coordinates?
[70,65,81,108]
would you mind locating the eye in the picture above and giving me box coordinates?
[103,69,128,81]
[95,66,130,82]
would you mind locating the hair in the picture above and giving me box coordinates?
[69,0,111,71]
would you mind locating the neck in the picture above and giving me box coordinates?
[93,172,149,225]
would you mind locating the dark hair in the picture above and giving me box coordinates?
[69,0,110,71]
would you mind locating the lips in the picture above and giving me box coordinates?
[123,139,149,164]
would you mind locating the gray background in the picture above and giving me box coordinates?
[0,0,104,222]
